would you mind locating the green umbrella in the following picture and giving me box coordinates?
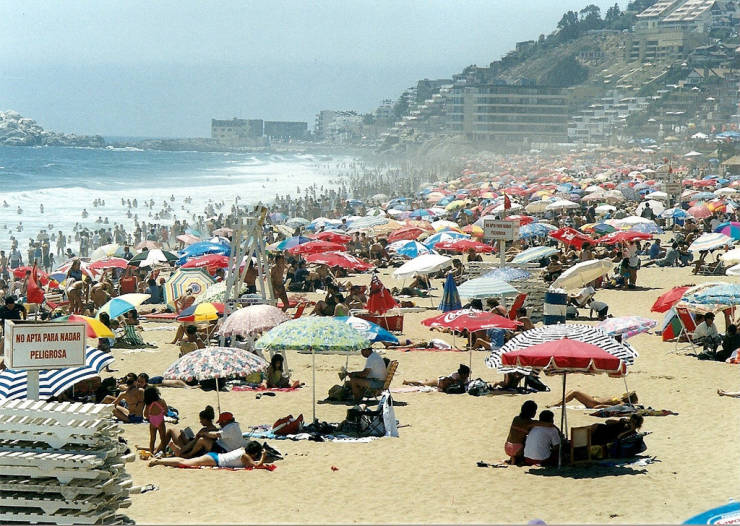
[256,317,369,421]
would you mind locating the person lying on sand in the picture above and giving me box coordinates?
[149,440,265,469]
[547,390,638,409]
[718,389,740,398]
[402,364,470,393]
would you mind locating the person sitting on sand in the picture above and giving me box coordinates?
[547,390,638,409]
[111,375,145,423]
[180,411,245,458]
[492,372,525,391]
[149,440,265,469]
[515,308,534,331]
[590,414,643,445]
[341,347,387,402]
[264,354,300,389]
[312,282,345,316]
[162,406,218,457]
[543,255,562,282]
[171,324,206,355]
[522,410,561,467]
[694,311,723,356]
[505,400,542,465]
[402,364,471,393]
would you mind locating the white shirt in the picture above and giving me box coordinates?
[523,425,561,461]
[216,421,245,452]
[693,320,719,340]
[217,447,245,468]
[364,351,387,381]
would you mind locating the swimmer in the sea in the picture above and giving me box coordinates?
[16,207,22,214]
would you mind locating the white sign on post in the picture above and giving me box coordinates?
[663,182,682,196]
[483,219,520,241]
[4,321,86,370]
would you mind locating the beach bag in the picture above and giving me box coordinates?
[327,384,350,401]
[272,414,303,436]
[524,375,550,392]
[607,432,646,458]
[466,378,492,397]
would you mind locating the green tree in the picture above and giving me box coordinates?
[557,10,581,41]
[579,4,603,30]
[605,3,621,24]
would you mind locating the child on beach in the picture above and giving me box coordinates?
[143,386,168,455]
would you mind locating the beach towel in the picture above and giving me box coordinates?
[231,385,301,392]
[177,463,276,471]
[396,347,465,353]
[390,386,437,393]
[141,313,179,321]
[590,405,678,418]
[243,426,380,443]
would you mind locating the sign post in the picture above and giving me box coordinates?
[483,219,520,268]
[4,321,86,400]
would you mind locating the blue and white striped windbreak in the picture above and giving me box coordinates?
[0,347,113,400]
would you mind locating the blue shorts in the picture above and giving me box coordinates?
[149,376,164,385]
[207,452,220,466]
[128,415,144,424]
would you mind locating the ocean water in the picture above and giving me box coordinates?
[0,146,344,251]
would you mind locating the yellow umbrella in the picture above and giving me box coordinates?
[445,200,467,211]
[63,315,115,338]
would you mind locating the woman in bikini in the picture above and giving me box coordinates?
[547,390,638,409]
[148,440,266,469]
[505,400,541,465]
[143,387,168,454]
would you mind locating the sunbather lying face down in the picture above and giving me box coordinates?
[149,441,266,469]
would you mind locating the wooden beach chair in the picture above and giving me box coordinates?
[570,425,595,465]
[674,307,698,354]
[363,360,398,402]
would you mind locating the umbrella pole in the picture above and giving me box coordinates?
[216,377,221,415]
[312,347,316,423]
[623,375,632,407]
[468,333,472,373]
[559,373,567,468]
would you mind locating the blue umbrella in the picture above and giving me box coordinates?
[482,267,531,282]
[439,273,462,312]
[630,222,664,234]
[519,222,552,238]
[424,231,470,249]
[387,240,434,258]
[276,236,311,251]
[178,241,230,265]
[335,316,398,344]
[685,283,740,305]
[0,347,114,401]
[410,208,434,218]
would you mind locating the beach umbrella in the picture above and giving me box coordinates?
[645,191,669,201]
[163,346,269,411]
[683,501,740,525]
[287,240,345,255]
[89,257,129,271]
[0,347,114,401]
[595,204,616,214]
[269,212,287,224]
[97,293,151,319]
[659,308,683,342]
[423,309,521,332]
[457,276,519,299]
[651,286,691,313]
[129,249,178,268]
[597,231,652,245]
[511,246,558,264]
[388,226,424,243]
[435,239,494,253]
[727,264,740,276]
[286,217,310,229]
[629,222,663,235]
[194,281,248,305]
[688,233,733,252]
[54,260,98,279]
[256,317,369,421]
[549,227,594,249]
[551,259,613,290]
[439,273,462,312]
[387,240,434,258]
[304,251,373,271]
[176,302,225,322]
[393,254,452,278]
[431,220,460,231]
[519,222,553,238]
[545,199,579,211]
[178,241,230,265]
[275,236,311,251]
[136,240,162,250]
[347,216,388,230]
[12,266,51,286]
[335,316,398,345]
[714,222,740,240]
[409,208,435,218]
[311,231,351,244]
[176,233,201,246]
[181,254,230,274]
[423,231,470,249]
[366,274,398,315]
[486,324,637,375]
[596,316,657,339]
[636,200,665,217]
[687,204,712,219]
[55,314,115,339]
[163,268,215,309]
[482,267,531,282]
[501,338,628,464]
[684,283,740,306]
[90,243,122,261]
[219,304,290,338]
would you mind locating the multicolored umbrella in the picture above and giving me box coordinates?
[54,260,98,279]
[434,239,494,253]
[163,268,215,309]
[684,283,740,306]
[219,304,290,338]
[596,316,657,339]
[335,316,398,344]
[55,314,115,339]
[714,222,740,240]
[549,227,594,249]
[0,347,114,401]
[688,233,733,252]
[387,240,434,258]
[311,231,351,244]
[176,302,225,322]
[193,281,248,305]
[457,276,519,299]
[97,293,151,319]
[439,273,462,312]
[163,346,268,382]
[423,231,470,249]
[178,241,230,264]
[388,226,425,243]
[275,236,311,251]
[597,231,652,245]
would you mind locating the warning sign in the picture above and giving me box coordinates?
[4,321,86,370]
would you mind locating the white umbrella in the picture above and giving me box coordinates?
[545,199,579,211]
[525,200,551,214]
[551,259,614,290]
[727,264,740,277]
[635,200,666,217]
[457,277,519,299]
[645,191,669,200]
[715,188,737,196]
[684,151,703,157]
[393,254,452,278]
[595,204,616,215]
[721,248,740,265]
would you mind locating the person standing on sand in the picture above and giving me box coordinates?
[270,254,290,312]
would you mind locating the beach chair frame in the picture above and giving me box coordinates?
[363,360,398,402]
[673,307,698,354]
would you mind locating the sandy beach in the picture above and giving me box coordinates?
[117,262,740,524]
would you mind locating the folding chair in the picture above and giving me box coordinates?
[570,425,595,465]
[363,360,398,402]
[674,307,698,353]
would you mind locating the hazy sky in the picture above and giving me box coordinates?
[1,1,625,137]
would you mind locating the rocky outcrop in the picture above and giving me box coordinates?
[0,110,105,148]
